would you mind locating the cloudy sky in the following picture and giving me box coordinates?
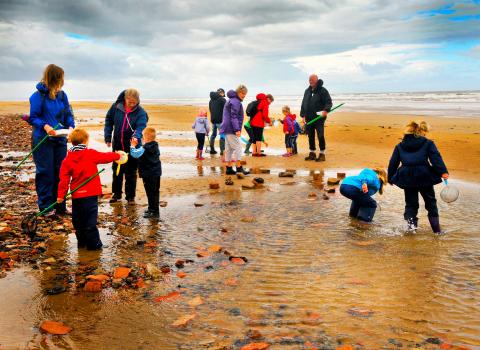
[0,0,479,100]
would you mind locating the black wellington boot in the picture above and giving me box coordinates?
[428,216,442,234]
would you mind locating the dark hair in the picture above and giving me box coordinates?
[266,94,274,102]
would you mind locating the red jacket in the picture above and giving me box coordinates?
[58,148,120,199]
[250,93,271,128]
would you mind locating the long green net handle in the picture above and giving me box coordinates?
[306,103,345,125]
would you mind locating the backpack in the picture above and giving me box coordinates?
[245,100,260,118]
[293,120,301,135]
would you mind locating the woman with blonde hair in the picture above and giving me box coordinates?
[339,168,387,222]
[29,64,75,215]
[388,120,449,233]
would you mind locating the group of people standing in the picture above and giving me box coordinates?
[27,64,450,252]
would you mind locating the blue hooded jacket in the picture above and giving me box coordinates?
[29,83,75,142]
[104,90,148,152]
[341,168,381,196]
[220,90,244,135]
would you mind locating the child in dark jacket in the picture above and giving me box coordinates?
[130,127,162,219]
[340,168,387,222]
[388,120,449,233]
[57,128,122,250]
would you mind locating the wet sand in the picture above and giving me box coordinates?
[1,101,479,197]
[1,102,480,349]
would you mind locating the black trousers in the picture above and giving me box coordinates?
[306,118,326,152]
[72,196,102,249]
[251,126,264,143]
[112,156,138,200]
[196,133,206,150]
[403,186,438,220]
[142,176,161,214]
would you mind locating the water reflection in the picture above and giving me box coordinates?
[0,178,479,349]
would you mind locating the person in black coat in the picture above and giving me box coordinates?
[208,88,226,154]
[300,74,332,162]
[130,127,162,219]
[388,120,449,233]
[104,89,148,204]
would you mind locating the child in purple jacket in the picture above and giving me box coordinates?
[281,105,296,157]
[192,108,210,160]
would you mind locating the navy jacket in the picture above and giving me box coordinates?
[137,141,162,178]
[300,79,333,121]
[29,83,75,142]
[209,91,226,124]
[104,90,148,152]
[388,134,448,188]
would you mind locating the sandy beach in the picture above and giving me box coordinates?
[1,101,479,197]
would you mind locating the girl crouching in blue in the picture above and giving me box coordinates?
[340,168,387,222]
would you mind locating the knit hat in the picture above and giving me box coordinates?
[198,108,207,117]
[217,88,225,94]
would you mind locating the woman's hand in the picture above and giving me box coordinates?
[235,131,241,137]
[44,124,56,136]
[106,142,112,148]
[362,183,368,193]
[57,198,64,203]
[442,173,449,180]
[131,138,138,147]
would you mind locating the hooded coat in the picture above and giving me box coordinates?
[29,83,75,141]
[209,91,226,124]
[300,79,333,121]
[104,90,148,152]
[388,134,448,188]
[219,90,244,135]
[250,93,272,128]
[58,148,120,199]
[341,168,381,196]
[283,114,296,135]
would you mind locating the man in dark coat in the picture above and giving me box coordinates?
[300,74,332,162]
[208,88,226,154]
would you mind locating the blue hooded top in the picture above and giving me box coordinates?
[341,168,381,196]
[29,83,75,141]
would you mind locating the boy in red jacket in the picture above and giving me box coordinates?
[57,128,121,250]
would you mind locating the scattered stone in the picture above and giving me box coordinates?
[136,240,146,245]
[240,217,255,223]
[229,256,248,264]
[209,182,220,190]
[312,173,322,181]
[145,263,162,280]
[237,173,245,179]
[259,168,270,174]
[279,171,294,178]
[111,278,123,288]
[171,313,196,327]
[337,172,346,179]
[45,285,66,295]
[113,267,131,279]
[187,295,204,307]
[43,257,56,264]
[327,177,340,185]
[175,260,185,268]
[348,307,374,317]
[325,188,335,193]
[39,320,72,335]
[194,202,204,207]
[160,201,168,207]
[160,265,171,273]
[225,177,234,185]
[241,343,270,350]
[247,329,263,340]
[177,271,187,278]
[242,184,256,190]
[253,177,264,184]
[425,338,442,345]
[84,280,102,293]
[322,194,330,200]
[308,192,317,199]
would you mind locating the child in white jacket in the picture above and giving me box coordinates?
[192,108,210,160]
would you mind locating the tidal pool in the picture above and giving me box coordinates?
[0,177,479,349]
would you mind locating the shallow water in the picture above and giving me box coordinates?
[1,176,479,349]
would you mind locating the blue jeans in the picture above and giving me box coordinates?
[209,123,222,150]
[340,184,377,222]
[32,137,67,212]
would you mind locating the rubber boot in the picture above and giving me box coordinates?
[195,149,199,159]
[236,166,250,175]
[428,216,442,234]
[406,217,418,232]
[198,150,205,161]
[219,138,225,156]
[244,142,252,154]
[349,201,360,218]
[305,152,316,161]
[357,206,376,222]
[209,140,217,154]
[225,166,236,175]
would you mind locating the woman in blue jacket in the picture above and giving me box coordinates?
[340,168,387,222]
[29,64,75,215]
[104,89,148,204]
[388,121,449,233]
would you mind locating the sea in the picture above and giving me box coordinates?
[141,90,480,118]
